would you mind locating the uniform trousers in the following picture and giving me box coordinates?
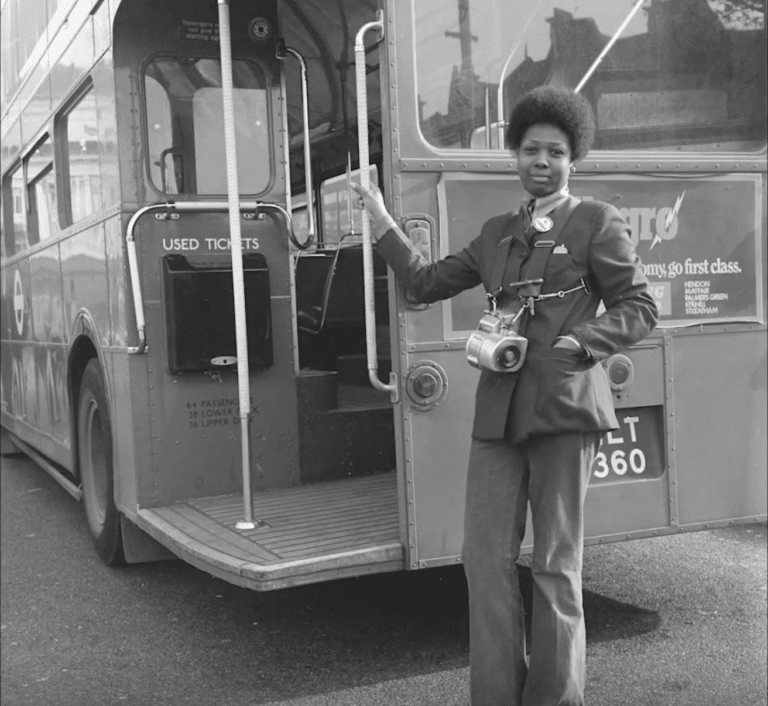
[462,432,600,706]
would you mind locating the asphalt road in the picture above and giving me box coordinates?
[2,450,766,706]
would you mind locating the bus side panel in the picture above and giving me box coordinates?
[60,223,111,348]
[4,259,39,435]
[134,214,301,507]
[104,216,127,348]
[28,244,70,452]
[1,265,10,420]
[673,328,767,525]
[104,348,140,518]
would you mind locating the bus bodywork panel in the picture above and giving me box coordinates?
[129,212,300,507]
[393,171,766,567]
[112,0,281,205]
[672,327,767,525]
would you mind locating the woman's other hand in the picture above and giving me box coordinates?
[553,335,584,353]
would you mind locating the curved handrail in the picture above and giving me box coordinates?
[354,12,398,403]
[276,43,316,247]
[124,200,295,355]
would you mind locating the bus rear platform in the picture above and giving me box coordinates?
[136,472,403,591]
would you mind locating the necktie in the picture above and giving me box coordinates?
[522,199,536,235]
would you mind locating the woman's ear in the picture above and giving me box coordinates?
[569,163,576,174]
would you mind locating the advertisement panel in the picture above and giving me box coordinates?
[439,174,763,335]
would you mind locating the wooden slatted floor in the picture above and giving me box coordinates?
[137,473,403,590]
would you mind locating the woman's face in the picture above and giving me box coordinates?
[515,123,573,198]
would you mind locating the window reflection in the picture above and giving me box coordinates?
[26,137,58,243]
[415,0,766,152]
[6,167,29,254]
[62,87,102,224]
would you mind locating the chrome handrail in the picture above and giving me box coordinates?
[277,43,316,248]
[124,200,293,356]
[354,12,398,403]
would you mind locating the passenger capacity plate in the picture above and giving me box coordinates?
[590,406,665,484]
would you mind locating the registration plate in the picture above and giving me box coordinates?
[590,405,666,484]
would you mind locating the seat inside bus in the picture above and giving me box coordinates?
[295,243,389,373]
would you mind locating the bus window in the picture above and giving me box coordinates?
[58,84,103,225]
[25,136,58,244]
[143,57,270,196]
[1,165,28,255]
[415,0,766,152]
[0,0,47,105]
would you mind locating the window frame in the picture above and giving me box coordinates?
[140,53,275,199]
[23,132,57,246]
[1,160,28,257]
[54,77,100,228]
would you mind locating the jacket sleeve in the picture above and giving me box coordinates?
[375,223,483,304]
[569,203,659,360]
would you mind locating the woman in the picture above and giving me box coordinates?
[353,86,658,706]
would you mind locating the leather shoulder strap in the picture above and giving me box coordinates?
[520,196,581,291]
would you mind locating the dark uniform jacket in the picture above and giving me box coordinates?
[376,195,659,443]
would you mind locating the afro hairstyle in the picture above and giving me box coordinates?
[506,86,595,161]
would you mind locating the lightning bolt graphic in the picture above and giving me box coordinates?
[651,190,686,250]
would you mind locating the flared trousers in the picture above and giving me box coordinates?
[462,432,600,706]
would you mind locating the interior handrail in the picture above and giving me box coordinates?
[276,41,316,247]
[354,11,398,403]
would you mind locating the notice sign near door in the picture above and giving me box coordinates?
[439,173,764,335]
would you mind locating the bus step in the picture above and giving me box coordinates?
[336,354,391,386]
[297,369,339,412]
[333,382,392,412]
[136,473,403,591]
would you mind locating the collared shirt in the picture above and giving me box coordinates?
[521,184,570,225]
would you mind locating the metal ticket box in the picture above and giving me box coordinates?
[162,253,273,374]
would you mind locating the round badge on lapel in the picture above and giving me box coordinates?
[532,216,553,232]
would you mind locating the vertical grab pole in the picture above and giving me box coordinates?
[354,12,398,402]
[217,0,259,530]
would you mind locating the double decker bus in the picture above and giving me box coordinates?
[1,0,765,590]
